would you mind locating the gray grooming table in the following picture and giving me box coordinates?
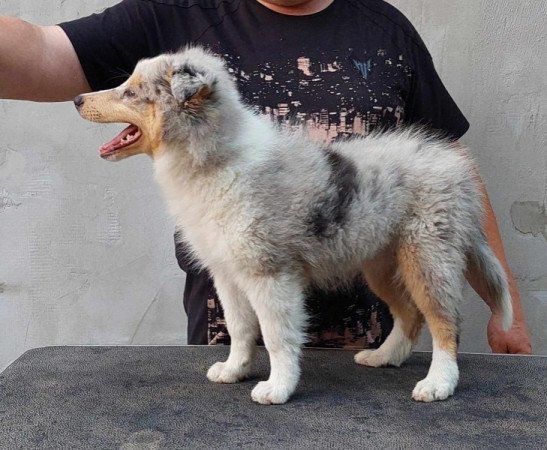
[0,347,545,449]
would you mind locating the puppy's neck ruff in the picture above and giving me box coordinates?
[152,105,273,228]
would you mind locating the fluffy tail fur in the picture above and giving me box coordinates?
[468,232,513,330]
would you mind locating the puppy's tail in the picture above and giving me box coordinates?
[468,231,513,330]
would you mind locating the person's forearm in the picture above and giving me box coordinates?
[466,184,525,320]
[465,177,532,353]
[0,17,89,101]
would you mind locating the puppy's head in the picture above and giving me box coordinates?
[75,46,233,162]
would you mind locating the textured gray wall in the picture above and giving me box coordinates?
[0,0,545,370]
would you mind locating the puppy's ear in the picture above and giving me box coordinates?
[170,64,213,107]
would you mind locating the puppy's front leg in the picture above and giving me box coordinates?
[207,273,259,383]
[244,274,308,405]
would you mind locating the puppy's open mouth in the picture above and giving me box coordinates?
[100,124,142,158]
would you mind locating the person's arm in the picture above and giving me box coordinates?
[0,17,89,101]
[465,175,532,354]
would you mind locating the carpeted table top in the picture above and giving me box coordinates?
[0,346,545,449]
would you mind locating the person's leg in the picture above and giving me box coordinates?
[305,276,393,349]
[182,272,212,345]
[176,232,212,345]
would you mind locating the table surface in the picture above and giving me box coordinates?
[0,346,546,449]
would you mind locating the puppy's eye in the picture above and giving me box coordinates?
[123,89,136,99]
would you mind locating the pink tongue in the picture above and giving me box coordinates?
[100,125,141,155]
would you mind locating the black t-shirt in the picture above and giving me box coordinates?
[60,0,469,347]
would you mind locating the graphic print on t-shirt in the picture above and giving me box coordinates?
[220,47,412,143]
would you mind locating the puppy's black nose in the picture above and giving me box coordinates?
[74,95,84,108]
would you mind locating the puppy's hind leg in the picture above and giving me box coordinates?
[207,272,259,384]
[355,246,424,368]
[242,273,308,405]
[398,243,463,402]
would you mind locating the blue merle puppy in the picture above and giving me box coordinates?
[75,45,513,405]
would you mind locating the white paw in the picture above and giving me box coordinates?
[412,377,456,402]
[206,361,249,384]
[354,349,391,367]
[251,380,292,405]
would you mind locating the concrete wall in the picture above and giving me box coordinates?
[0,0,545,370]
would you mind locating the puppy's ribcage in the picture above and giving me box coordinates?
[155,131,478,290]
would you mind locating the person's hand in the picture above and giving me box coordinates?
[487,313,532,354]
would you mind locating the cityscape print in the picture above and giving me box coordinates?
[220,48,413,143]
